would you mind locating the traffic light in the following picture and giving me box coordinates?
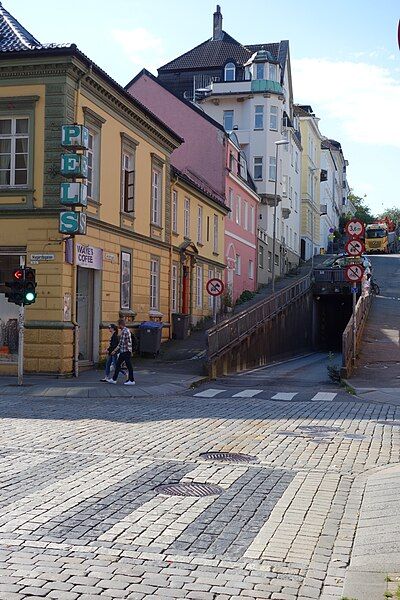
[4,267,37,306]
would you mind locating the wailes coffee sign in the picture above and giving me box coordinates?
[76,244,103,270]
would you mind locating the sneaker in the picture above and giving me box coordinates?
[124,380,136,385]
[100,377,108,382]
[107,378,117,384]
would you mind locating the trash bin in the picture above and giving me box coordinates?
[171,313,190,340]
[138,321,163,356]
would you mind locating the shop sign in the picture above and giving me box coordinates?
[30,253,55,264]
[59,211,87,235]
[61,124,89,150]
[61,153,88,178]
[60,182,88,207]
[76,244,103,270]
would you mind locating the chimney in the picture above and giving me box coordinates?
[213,5,223,40]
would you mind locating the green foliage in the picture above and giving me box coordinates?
[222,288,233,308]
[378,206,400,226]
[347,191,375,225]
[236,289,257,305]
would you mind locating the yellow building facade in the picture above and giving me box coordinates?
[294,105,323,261]
[0,45,227,375]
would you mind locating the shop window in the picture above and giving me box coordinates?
[0,254,23,363]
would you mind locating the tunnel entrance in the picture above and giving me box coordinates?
[313,295,353,351]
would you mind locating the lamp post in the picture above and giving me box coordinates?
[310,167,319,270]
[271,139,289,293]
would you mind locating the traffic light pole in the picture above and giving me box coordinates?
[18,257,25,386]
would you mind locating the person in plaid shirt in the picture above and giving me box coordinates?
[107,319,135,385]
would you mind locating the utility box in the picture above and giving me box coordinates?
[172,313,190,340]
[138,321,163,356]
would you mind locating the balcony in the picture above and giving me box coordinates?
[204,79,284,98]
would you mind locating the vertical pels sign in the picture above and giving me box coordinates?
[59,125,89,235]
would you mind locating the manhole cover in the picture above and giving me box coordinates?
[155,482,223,497]
[199,452,259,463]
[376,420,400,427]
[298,425,341,434]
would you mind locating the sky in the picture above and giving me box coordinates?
[10,0,400,216]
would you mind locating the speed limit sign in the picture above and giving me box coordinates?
[345,219,365,238]
[345,239,365,257]
[344,264,365,283]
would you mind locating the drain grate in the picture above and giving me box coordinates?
[298,425,341,434]
[199,452,259,464]
[155,482,223,497]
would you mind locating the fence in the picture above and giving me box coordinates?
[206,274,311,361]
[341,293,372,377]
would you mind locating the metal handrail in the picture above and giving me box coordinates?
[207,274,311,359]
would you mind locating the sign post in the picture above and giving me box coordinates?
[344,218,365,366]
[17,257,25,386]
[206,278,225,325]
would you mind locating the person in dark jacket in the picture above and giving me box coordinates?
[100,324,119,382]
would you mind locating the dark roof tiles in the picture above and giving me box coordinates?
[0,2,41,51]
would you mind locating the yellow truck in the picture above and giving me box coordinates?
[365,222,396,253]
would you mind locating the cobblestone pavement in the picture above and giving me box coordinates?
[0,386,399,599]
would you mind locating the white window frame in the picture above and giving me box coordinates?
[254,105,264,129]
[269,156,277,181]
[270,106,278,131]
[269,63,277,81]
[184,197,190,238]
[224,62,236,82]
[235,254,241,275]
[282,175,288,197]
[254,156,263,180]
[228,187,233,220]
[243,200,248,230]
[196,265,203,308]
[235,196,241,225]
[171,263,178,312]
[248,259,254,280]
[120,251,131,310]
[259,245,264,269]
[249,205,255,234]
[208,268,214,309]
[172,190,178,233]
[256,63,264,80]
[213,214,219,253]
[87,126,100,201]
[223,110,234,132]
[0,116,29,187]
[151,167,162,225]
[197,205,203,244]
[150,257,160,310]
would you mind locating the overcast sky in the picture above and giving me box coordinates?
[11,0,400,215]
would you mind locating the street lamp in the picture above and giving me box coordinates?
[310,167,319,269]
[271,139,289,293]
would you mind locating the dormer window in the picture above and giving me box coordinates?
[224,62,236,82]
[256,63,264,80]
[269,63,277,81]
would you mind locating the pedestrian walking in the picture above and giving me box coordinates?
[100,324,119,382]
[107,318,135,385]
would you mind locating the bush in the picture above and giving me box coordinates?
[236,289,257,305]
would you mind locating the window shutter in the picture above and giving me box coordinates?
[124,169,135,213]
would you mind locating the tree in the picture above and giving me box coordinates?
[347,191,375,225]
[378,206,400,226]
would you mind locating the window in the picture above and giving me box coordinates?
[122,151,135,213]
[235,254,241,275]
[171,263,178,313]
[254,156,263,180]
[294,232,298,249]
[150,258,160,310]
[213,214,219,253]
[207,216,210,241]
[254,105,264,129]
[268,251,272,271]
[197,205,203,243]
[269,63,277,81]
[282,175,288,197]
[172,190,178,233]
[151,168,162,225]
[249,205,255,233]
[196,265,203,308]
[120,251,131,309]
[256,63,264,80]
[236,196,241,225]
[208,268,214,309]
[86,127,100,201]
[224,62,236,81]
[295,151,299,173]
[184,197,190,238]
[290,144,294,166]
[258,246,264,269]
[0,117,29,186]
[223,110,234,132]
[248,260,254,280]
[269,156,277,181]
[228,187,233,220]
[243,200,248,230]
[295,191,298,212]
[275,253,279,266]
[270,106,278,131]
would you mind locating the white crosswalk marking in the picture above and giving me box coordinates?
[194,388,226,398]
[232,389,263,398]
[271,392,298,400]
[311,392,337,402]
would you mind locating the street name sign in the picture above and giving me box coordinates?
[206,278,225,296]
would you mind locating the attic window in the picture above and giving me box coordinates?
[224,62,235,82]
[269,63,277,81]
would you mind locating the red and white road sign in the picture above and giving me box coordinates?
[206,278,225,297]
[344,264,365,283]
[345,239,365,257]
[345,219,365,238]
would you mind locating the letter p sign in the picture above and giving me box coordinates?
[61,124,89,150]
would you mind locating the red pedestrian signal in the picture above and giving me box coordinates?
[13,268,24,281]
[5,267,37,306]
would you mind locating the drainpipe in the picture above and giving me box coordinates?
[71,63,92,377]
[169,172,179,336]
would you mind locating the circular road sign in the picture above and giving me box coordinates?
[344,264,365,283]
[206,278,225,297]
[345,239,365,257]
[345,219,365,238]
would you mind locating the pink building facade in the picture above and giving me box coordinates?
[225,135,259,302]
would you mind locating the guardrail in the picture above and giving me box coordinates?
[207,274,311,360]
[342,293,372,377]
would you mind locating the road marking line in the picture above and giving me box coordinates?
[194,388,226,398]
[237,353,317,375]
[311,392,337,402]
[271,392,298,400]
[232,389,264,398]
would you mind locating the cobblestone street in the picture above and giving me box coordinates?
[0,385,399,599]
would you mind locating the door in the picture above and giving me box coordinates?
[76,267,94,363]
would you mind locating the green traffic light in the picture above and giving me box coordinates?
[25,292,35,302]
